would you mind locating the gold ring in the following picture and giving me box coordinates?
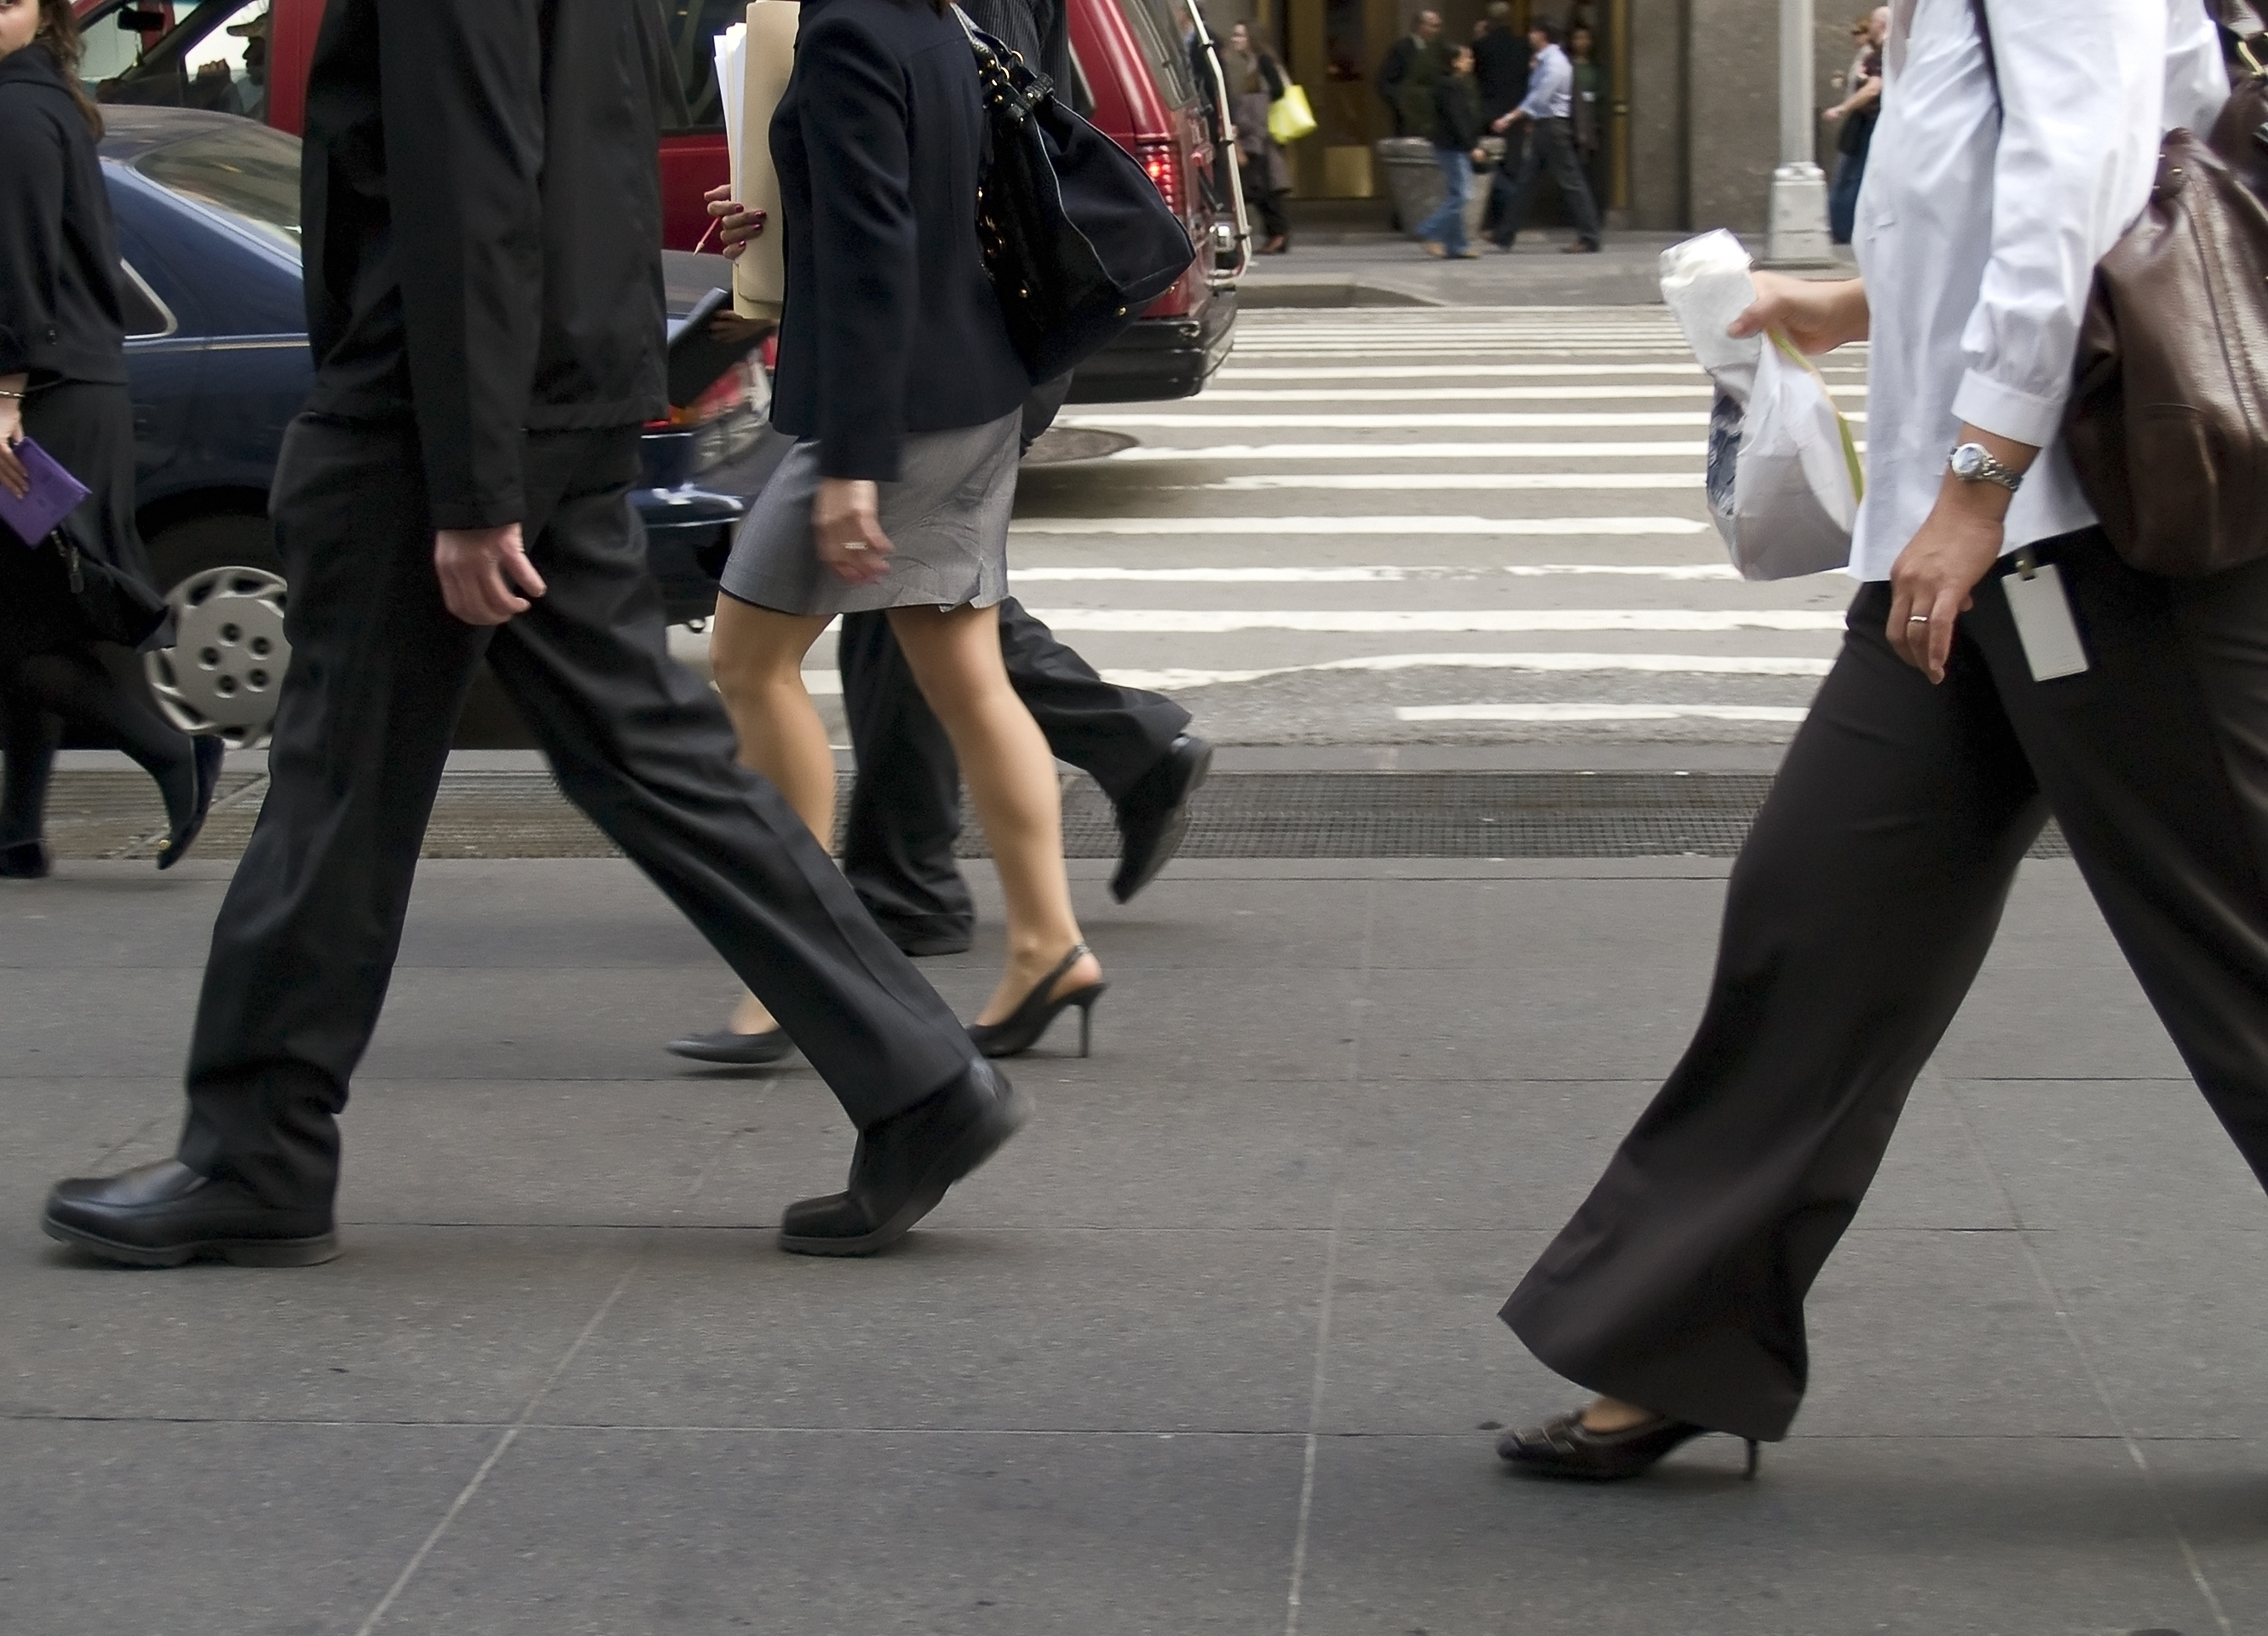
[1907,614,1929,624]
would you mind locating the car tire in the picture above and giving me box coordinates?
[141,510,536,751]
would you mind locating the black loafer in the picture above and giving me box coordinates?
[1496,1408,1757,1481]
[43,1159,339,1268]
[0,839,52,879]
[665,1028,797,1066]
[779,1058,1030,1256]
[1110,734,1213,903]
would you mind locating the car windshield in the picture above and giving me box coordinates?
[132,121,302,262]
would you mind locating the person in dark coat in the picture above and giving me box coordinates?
[1411,43,1485,258]
[684,0,1212,1065]
[42,0,1025,1269]
[1375,9,1445,137]
[0,0,221,882]
[1471,0,1530,234]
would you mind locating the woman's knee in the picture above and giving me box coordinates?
[709,600,818,699]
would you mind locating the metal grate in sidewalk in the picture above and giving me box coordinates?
[37,768,2074,862]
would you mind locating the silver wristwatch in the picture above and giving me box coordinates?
[1949,441,2023,493]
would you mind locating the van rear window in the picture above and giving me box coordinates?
[658,0,748,134]
[1112,0,1196,109]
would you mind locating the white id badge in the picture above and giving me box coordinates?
[2002,560,2090,682]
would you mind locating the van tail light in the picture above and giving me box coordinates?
[1135,138,1183,218]
[648,360,753,431]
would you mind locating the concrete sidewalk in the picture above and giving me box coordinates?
[4,847,2264,1633]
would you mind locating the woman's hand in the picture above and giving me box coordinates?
[703,184,767,261]
[1884,428,2034,683]
[814,477,893,586]
[0,387,26,502]
[1728,272,1869,356]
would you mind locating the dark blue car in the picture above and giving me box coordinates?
[98,107,766,746]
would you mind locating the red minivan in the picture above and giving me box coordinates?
[73,0,1239,401]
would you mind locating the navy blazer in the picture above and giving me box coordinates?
[768,0,1029,481]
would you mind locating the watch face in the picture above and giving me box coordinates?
[1950,444,1985,479]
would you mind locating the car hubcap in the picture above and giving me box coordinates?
[142,566,291,750]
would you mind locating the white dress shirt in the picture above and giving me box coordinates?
[1846,0,2226,580]
[1517,43,1572,121]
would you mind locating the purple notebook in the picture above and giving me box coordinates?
[1,436,92,548]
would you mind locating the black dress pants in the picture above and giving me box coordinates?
[1489,116,1601,249]
[1503,529,2268,1443]
[179,416,976,1211]
[837,597,1190,942]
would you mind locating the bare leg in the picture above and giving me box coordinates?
[884,602,1099,1022]
[707,595,834,1032]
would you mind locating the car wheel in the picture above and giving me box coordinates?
[141,513,291,751]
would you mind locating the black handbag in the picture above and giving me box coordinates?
[46,518,170,650]
[955,9,1197,382]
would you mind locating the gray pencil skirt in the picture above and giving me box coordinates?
[717,412,1022,618]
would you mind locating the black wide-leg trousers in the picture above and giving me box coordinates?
[837,598,1189,942]
[179,416,976,1210]
[1503,528,2268,1443]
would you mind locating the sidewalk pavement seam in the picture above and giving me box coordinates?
[1936,1066,2237,1636]
[347,1099,749,1633]
[1283,880,1376,1636]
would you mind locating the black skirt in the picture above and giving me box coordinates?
[0,379,165,656]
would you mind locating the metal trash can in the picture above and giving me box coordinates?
[1374,136,1442,237]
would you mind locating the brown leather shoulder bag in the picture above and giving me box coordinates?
[2061,6,2268,575]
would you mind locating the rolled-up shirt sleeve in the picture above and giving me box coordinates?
[1950,0,2167,447]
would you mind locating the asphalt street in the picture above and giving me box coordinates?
[736,305,1863,750]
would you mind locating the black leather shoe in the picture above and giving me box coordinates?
[1496,1408,1757,1481]
[157,734,227,872]
[43,1159,339,1268]
[779,1058,1030,1256]
[1110,734,1213,903]
[665,1028,797,1067]
[0,839,52,879]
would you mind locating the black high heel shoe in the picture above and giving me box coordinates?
[157,735,227,872]
[966,942,1107,1059]
[1495,1408,1759,1482]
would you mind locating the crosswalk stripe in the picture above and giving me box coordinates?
[1198,384,1864,402]
[1203,472,1699,490]
[1104,441,1710,461]
[1218,363,1713,379]
[1022,608,1845,632]
[1010,516,1712,536]
[1091,652,1835,688]
[1062,412,1718,428]
[1396,703,1810,722]
[1011,564,1745,581]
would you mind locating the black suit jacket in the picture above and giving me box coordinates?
[1472,26,1532,122]
[297,0,669,529]
[768,0,1028,481]
[0,46,128,388]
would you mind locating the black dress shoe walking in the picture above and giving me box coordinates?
[1495,1408,1758,1481]
[778,1058,1030,1256]
[664,1027,797,1066]
[0,839,52,879]
[157,734,227,872]
[1110,734,1213,903]
[43,1159,339,1268]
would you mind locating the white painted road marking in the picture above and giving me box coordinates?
[1010,564,1748,582]
[1022,609,1845,633]
[1010,516,1713,537]
[1397,703,1811,722]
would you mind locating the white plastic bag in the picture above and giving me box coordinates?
[1659,230,1862,581]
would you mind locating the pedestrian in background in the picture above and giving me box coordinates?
[1486,17,1602,253]
[43,0,1029,1269]
[1229,20,1293,256]
[1414,43,1485,260]
[1375,9,1444,138]
[1494,0,2244,1481]
[1568,21,1604,208]
[1823,7,1886,246]
[0,0,220,882]
[1472,1,1531,240]
[702,0,1109,1063]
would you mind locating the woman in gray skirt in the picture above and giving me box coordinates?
[689,0,1105,1063]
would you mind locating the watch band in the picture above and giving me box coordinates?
[1949,441,2023,493]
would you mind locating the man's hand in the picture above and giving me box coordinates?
[435,523,546,625]
[1490,110,1524,133]
[813,477,893,586]
[1728,271,1870,356]
[702,184,767,261]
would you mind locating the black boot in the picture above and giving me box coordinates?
[43,1159,339,1267]
[779,1059,1030,1256]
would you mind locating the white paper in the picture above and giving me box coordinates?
[1660,229,1761,407]
[715,23,747,199]
[2005,564,2092,680]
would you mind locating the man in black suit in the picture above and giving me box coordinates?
[1471,1,1531,235]
[830,0,1213,964]
[42,0,1026,1267]
[1375,9,1445,137]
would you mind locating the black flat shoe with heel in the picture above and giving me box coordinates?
[967,942,1107,1058]
[1496,1408,1759,1482]
[157,734,227,872]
